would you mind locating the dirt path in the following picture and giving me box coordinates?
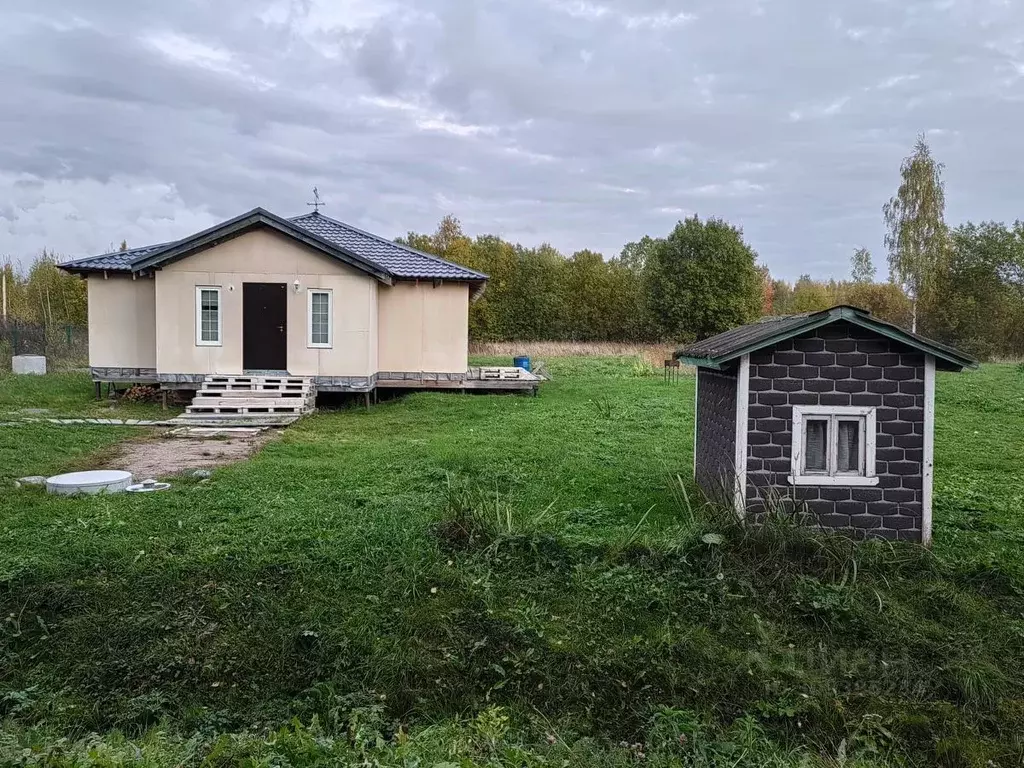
[103,431,278,479]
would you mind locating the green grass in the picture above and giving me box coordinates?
[0,372,179,421]
[1,360,1023,766]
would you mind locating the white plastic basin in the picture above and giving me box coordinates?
[46,470,133,495]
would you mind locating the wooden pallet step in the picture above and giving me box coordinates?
[201,380,307,391]
[179,376,316,426]
[202,382,311,390]
[198,389,310,399]
[186,406,309,415]
[188,399,309,409]
[188,398,309,409]
[171,414,300,427]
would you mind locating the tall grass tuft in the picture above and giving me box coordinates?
[436,473,559,552]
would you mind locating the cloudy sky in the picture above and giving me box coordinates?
[1,0,1022,279]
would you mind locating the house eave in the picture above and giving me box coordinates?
[678,356,725,371]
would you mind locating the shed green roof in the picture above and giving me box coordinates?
[675,305,977,372]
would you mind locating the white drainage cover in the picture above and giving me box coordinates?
[46,470,133,496]
[126,479,171,493]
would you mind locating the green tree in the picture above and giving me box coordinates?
[618,236,659,272]
[467,235,517,342]
[840,281,912,328]
[616,237,661,340]
[500,244,567,341]
[769,279,794,315]
[929,221,1024,358]
[1,260,28,322]
[757,265,774,315]
[23,251,87,327]
[788,275,834,313]
[850,247,876,283]
[646,215,762,342]
[883,135,948,332]
[563,249,611,340]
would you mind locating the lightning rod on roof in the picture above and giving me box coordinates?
[307,187,325,213]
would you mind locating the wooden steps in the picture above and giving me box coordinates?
[201,375,311,394]
[172,375,315,427]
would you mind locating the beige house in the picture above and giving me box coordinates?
[60,208,487,392]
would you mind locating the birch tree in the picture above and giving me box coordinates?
[850,247,876,283]
[883,135,948,332]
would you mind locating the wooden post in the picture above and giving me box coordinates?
[161,389,168,411]
[94,381,102,400]
[364,392,371,410]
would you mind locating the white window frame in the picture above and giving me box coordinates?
[307,288,333,349]
[195,286,222,347]
[789,405,878,486]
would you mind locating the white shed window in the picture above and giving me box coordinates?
[307,289,332,348]
[790,406,878,486]
[195,287,222,346]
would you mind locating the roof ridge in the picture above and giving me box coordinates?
[129,208,392,282]
[289,211,487,280]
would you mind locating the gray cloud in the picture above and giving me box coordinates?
[1,0,1023,280]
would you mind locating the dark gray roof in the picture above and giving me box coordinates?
[676,305,977,372]
[678,312,816,361]
[59,209,487,284]
[57,241,175,272]
[291,212,487,281]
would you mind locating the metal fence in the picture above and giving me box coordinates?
[0,322,88,370]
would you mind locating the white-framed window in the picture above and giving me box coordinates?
[307,288,332,348]
[195,286,222,346]
[790,406,878,486]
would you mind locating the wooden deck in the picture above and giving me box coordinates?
[375,367,541,393]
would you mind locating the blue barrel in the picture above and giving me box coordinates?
[513,355,531,372]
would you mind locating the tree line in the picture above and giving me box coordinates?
[5,135,1022,360]
[1,252,87,328]
[402,136,1024,359]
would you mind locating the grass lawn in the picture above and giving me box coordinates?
[0,360,1023,766]
[0,373,179,422]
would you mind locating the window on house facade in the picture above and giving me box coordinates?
[308,289,332,348]
[790,406,878,486]
[195,286,221,346]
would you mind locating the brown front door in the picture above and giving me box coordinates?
[242,283,287,371]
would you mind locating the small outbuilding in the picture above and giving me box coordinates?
[676,305,976,543]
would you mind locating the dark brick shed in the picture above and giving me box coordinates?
[676,305,976,543]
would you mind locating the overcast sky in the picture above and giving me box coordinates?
[1,0,1022,279]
